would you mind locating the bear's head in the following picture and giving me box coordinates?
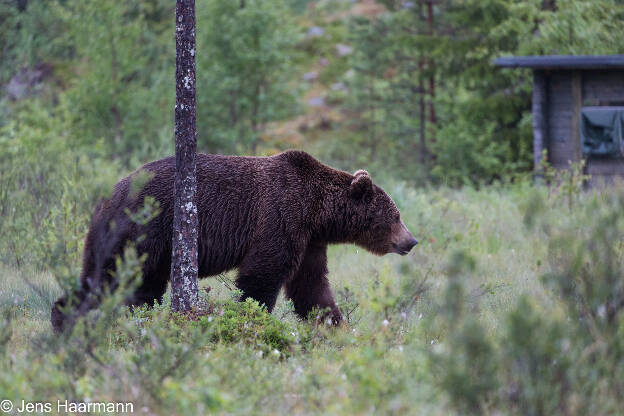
[349,170,418,256]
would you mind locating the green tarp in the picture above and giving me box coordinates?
[581,106,624,156]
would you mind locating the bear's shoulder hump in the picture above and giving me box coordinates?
[278,150,321,170]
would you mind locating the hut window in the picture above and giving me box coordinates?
[581,107,624,157]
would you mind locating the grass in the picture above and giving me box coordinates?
[0,181,621,415]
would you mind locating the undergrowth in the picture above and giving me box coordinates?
[1,161,624,414]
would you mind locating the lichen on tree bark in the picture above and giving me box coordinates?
[171,0,199,312]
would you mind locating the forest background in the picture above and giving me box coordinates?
[1,1,624,415]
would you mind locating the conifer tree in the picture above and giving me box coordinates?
[171,0,199,312]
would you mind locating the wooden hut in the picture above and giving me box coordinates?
[495,55,624,182]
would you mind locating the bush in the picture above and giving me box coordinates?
[204,296,297,356]
[0,102,119,274]
[430,188,624,415]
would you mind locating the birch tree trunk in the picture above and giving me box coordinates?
[171,0,199,312]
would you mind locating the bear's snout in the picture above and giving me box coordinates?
[391,222,418,255]
[392,237,418,255]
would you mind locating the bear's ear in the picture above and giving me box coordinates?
[350,170,373,200]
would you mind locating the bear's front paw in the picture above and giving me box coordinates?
[327,309,344,327]
[51,298,68,334]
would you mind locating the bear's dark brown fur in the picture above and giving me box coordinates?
[51,150,417,332]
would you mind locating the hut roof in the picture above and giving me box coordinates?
[494,55,624,70]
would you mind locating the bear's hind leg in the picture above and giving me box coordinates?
[235,272,284,313]
[284,243,342,325]
[129,252,170,307]
[235,245,303,312]
[130,273,169,307]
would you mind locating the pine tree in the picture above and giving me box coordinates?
[196,0,299,154]
[170,0,199,312]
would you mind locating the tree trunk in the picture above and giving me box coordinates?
[368,74,377,161]
[171,0,199,312]
[108,25,123,157]
[418,59,426,166]
[250,83,261,155]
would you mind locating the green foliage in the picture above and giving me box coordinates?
[4,0,623,184]
[431,112,509,186]
[344,15,392,162]
[3,1,624,414]
[3,173,624,414]
[0,102,119,274]
[365,261,428,323]
[327,0,624,184]
[501,296,572,415]
[428,0,624,184]
[58,0,174,162]
[518,0,624,55]
[428,250,497,414]
[434,318,497,414]
[196,0,301,153]
[1,0,304,160]
[204,297,296,356]
[336,12,433,181]
[0,1,69,86]
[536,151,591,209]
[431,186,624,415]
[540,191,624,412]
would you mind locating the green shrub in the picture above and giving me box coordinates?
[431,188,624,415]
[204,297,297,356]
[0,102,119,274]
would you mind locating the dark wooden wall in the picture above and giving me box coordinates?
[546,71,576,167]
[537,69,624,181]
[583,70,624,105]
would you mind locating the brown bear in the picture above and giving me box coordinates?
[51,150,417,332]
